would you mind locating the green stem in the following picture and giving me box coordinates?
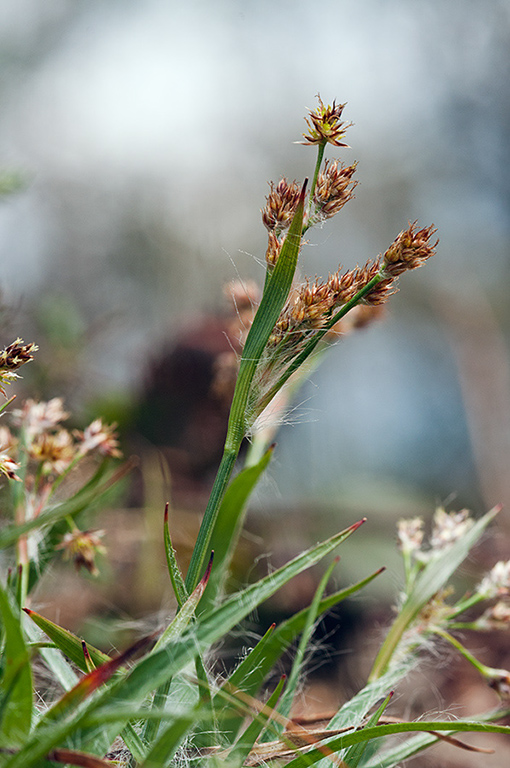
[184,448,238,592]
[446,591,486,619]
[368,600,418,681]
[185,184,306,592]
[432,627,492,677]
[255,272,384,416]
[305,141,326,228]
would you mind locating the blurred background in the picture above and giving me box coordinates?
[1,2,510,760]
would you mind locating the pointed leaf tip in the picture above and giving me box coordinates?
[202,551,214,584]
[349,518,367,532]
[164,501,169,524]
[22,607,32,615]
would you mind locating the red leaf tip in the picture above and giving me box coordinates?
[201,551,214,584]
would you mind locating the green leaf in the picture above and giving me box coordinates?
[153,551,213,652]
[283,719,510,768]
[0,460,132,551]
[184,184,306,593]
[275,557,338,728]
[6,521,364,766]
[163,502,188,608]
[0,583,32,746]
[23,609,111,671]
[139,712,197,768]
[342,691,392,767]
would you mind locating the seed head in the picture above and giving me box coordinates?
[477,560,510,600]
[262,178,302,233]
[301,96,351,147]
[474,601,510,630]
[486,668,510,699]
[429,507,473,552]
[0,338,37,395]
[0,338,38,371]
[265,231,283,267]
[397,517,424,554]
[29,429,76,475]
[382,222,437,278]
[312,160,357,222]
[12,397,69,437]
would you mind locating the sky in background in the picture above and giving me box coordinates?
[1,0,510,517]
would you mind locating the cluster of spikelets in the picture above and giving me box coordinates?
[0,395,120,481]
[214,98,437,424]
[0,338,121,575]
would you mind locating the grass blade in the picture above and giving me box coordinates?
[23,609,111,671]
[163,502,188,609]
[0,584,32,746]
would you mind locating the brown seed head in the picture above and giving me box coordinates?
[0,338,38,370]
[262,178,302,232]
[301,96,351,147]
[382,222,437,277]
[313,160,357,221]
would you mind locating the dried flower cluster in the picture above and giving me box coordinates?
[477,560,510,600]
[398,506,474,562]
[311,159,358,224]
[0,337,37,395]
[0,394,122,576]
[8,397,121,477]
[247,222,436,416]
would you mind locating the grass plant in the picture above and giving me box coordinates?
[0,98,509,767]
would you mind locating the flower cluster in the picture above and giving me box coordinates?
[300,96,351,147]
[0,337,37,395]
[57,528,106,576]
[311,159,358,224]
[250,223,436,411]
[477,560,510,600]
[7,397,122,478]
[397,506,474,562]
